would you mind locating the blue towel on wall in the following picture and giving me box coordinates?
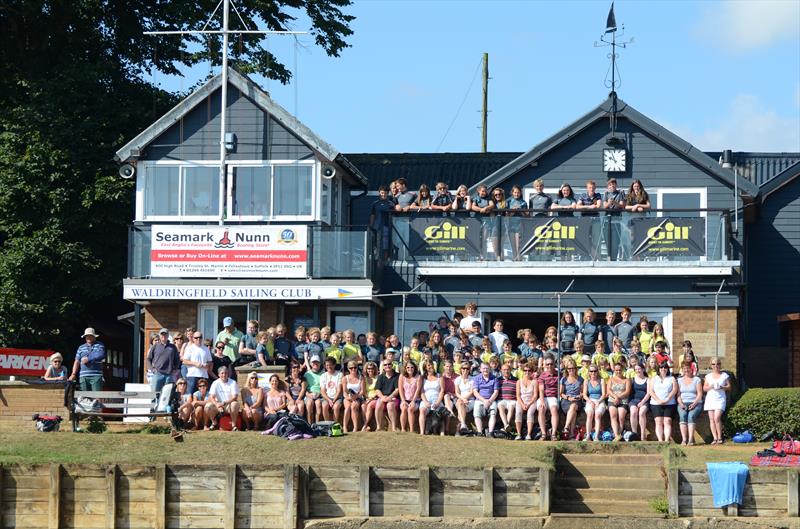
[706,462,749,508]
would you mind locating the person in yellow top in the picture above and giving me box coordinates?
[383,349,400,372]
[420,349,438,374]
[360,361,380,431]
[620,355,636,379]
[577,354,593,380]
[636,316,654,356]
[609,338,626,366]
[479,349,495,365]
[650,323,670,356]
[500,340,519,366]
[570,339,586,365]
[591,340,609,367]
[408,337,424,366]
[513,357,528,380]
[644,354,658,378]
[324,333,343,367]
[341,329,363,367]
[597,357,612,380]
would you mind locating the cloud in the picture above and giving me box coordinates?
[662,94,800,151]
[693,0,800,52]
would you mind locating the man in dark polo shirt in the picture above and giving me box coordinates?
[147,328,181,393]
[375,360,400,431]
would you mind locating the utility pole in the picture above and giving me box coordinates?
[481,52,488,153]
[144,0,305,225]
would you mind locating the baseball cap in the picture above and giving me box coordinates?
[159,328,169,335]
[223,316,233,326]
[310,355,321,364]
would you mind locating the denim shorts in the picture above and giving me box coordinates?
[677,403,703,424]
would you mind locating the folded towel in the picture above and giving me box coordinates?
[706,462,749,508]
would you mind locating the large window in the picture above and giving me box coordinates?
[141,163,220,219]
[229,162,314,220]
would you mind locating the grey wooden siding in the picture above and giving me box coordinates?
[746,177,800,346]
[143,86,313,162]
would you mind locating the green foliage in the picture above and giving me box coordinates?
[86,417,108,434]
[649,495,669,515]
[0,1,354,352]
[726,388,800,437]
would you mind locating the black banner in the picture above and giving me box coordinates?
[409,216,483,258]
[631,217,706,257]
[518,217,593,257]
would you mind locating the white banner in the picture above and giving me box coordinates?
[123,284,373,301]
[150,225,307,278]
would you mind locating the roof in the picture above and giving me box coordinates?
[343,152,520,191]
[115,68,366,185]
[705,152,800,186]
[471,95,761,198]
[760,160,800,202]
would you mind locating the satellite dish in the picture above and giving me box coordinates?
[322,164,336,179]
[119,164,136,179]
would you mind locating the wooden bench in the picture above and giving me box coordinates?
[69,390,177,432]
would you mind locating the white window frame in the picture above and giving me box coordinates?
[225,159,317,222]
[197,302,260,343]
[654,187,708,260]
[137,160,222,221]
[327,305,372,337]
[394,307,456,345]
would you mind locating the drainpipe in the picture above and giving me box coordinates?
[714,279,726,358]
[721,150,738,237]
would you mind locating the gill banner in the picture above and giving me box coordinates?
[409,216,483,258]
[518,217,594,257]
[631,217,706,257]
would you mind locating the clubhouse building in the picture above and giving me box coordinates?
[116,68,800,387]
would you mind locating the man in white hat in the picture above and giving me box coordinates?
[69,327,106,391]
[215,316,243,364]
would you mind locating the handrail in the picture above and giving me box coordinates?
[391,208,730,215]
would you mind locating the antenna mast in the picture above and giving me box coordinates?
[144,1,305,225]
[481,52,488,153]
[594,2,633,142]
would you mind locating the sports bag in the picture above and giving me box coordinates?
[32,414,62,432]
[773,435,800,455]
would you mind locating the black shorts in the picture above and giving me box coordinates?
[650,403,676,418]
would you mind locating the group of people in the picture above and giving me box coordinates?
[369,177,652,260]
[98,303,732,443]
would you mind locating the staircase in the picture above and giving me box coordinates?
[552,452,666,515]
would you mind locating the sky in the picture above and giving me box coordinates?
[156,0,800,154]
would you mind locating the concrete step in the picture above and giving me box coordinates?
[552,486,664,503]
[555,474,665,491]
[557,453,664,466]
[555,463,664,479]
[552,498,662,515]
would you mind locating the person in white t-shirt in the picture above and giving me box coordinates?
[488,319,509,355]
[205,366,240,430]
[183,332,213,396]
[319,356,343,423]
[459,302,480,331]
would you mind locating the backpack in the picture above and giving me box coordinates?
[32,414,62,432]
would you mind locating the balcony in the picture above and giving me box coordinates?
[127,224,376,280]
[389,209,737,276]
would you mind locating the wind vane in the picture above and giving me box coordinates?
[594,2,633,142]
[144,0,306,224]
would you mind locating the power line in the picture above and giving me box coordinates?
[435,57,483,153]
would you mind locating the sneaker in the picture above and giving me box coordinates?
[514,434,522,441]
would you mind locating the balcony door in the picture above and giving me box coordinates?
[655,188,709,260]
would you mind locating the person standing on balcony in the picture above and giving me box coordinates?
[451,184,472,211]
[216,317,243,364]
[506,185,527,261]
[393,178,416,212]
[551,183,577,216]
[604,178,626,260]
[624,180,651,259]
[471,185,495,260]
[576,180,602,259]
[370,185,396,260]
[490,187,507,260]
[413,184,433,211]
[431,182,453,211]
[527,179,552,216]
[69,327,106,391]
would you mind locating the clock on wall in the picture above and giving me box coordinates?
[603,148,627,172]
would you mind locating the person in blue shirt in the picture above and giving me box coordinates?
[527,179,552,216]
[551,183,576,216]
[471,185,495,260]
[370,185,396,260]
[506,185,528,261]
[69,327,106,391]
[614,307,636,350]
[576,180,603,259]
[431,182,454,211]
[603,178,627,260]
[558,311,580,354]
[578,309,600,348]
[471,362,500,435]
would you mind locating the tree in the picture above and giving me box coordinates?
[0,0,355,351]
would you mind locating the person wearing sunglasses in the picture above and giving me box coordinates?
[210,341,233,383]
[360,362,380,432]
[375,360,400,432]
[341,361,364,433]
[183,332,212,396]
[560,359,584,440]
[205,366,241,431]
[191,379,212,431]
[582,364,607,441]
[241,371,264,431]
[703,357,730,445]
[537,355,560,441]
[514,361,539,440]
[174,378,194,428]
[286,362,307,418]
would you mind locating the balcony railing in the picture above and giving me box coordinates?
[128,224,375,280]
[389,209,731,264]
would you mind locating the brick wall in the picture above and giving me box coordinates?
[672,307,738,376]
[0,382,66,431]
